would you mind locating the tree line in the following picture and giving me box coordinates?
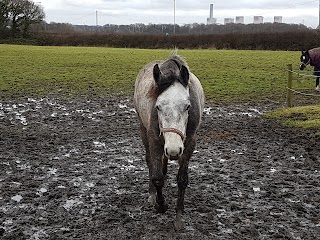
[30,30,318,51]
[30,21,310,36]
[0,0,45,38]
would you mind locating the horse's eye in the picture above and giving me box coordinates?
[185,104,191,111]
[156,105,161,111]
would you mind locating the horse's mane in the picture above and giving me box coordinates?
[148,55,189,99]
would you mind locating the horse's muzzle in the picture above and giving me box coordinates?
[160,128,185,160]
[299,63,306,70]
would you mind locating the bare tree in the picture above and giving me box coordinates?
[0,0,10,37]
[0,0,45,38]
[20,0,45,37]
[8,0,24,37]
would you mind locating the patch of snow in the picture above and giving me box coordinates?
[248,108,263,115]
[270,168,277,173]
[63,199,83,211]
[204,107,212,115]
[129,108,136,113]
[85,182,95,188]
[51,112,57,117]
[287,198,301,203]
[27,98,37,102]
[17,164,31,170]
[118,103,127,109]
[38,188,48,194]
[253,187,261,192]
[48,168,58,175]
[4,219,13,225]
[11,195,23,202]
[71,177,83,187]
[93,141,106,148]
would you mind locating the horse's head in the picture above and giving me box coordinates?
[153,62,190,160]
[300,50,310,70]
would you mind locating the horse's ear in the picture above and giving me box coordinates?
[179,65,189,87]
[153,64,161,83]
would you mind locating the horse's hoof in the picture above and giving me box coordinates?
[155,202,168,213]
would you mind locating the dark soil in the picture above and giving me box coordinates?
[0,95,319,240]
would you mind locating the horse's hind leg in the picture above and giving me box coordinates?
[316,76,319,91]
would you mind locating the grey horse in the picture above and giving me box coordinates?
[134,54,205,230]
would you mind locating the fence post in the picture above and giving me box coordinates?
[287,64,293,107]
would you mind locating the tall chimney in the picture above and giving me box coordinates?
[210,4,213,18]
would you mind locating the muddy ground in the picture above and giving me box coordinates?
[0,95,319,240]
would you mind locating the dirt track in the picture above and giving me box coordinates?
[0,96,319,240]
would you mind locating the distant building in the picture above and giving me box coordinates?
[236,16,244,24]
[207,3,217,25]
[253,16,264,24]
[224,18,234,25]
[207,18,217,25]
[274,16,283,23]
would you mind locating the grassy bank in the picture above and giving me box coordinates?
[265,105,320,133]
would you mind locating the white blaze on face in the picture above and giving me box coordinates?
[156,82,190,160]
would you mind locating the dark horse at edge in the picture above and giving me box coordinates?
[300,47,320,91]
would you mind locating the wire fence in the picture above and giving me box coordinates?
[286,64,320,107]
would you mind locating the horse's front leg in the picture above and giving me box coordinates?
[149,137,168,213]
[174,138,195,230]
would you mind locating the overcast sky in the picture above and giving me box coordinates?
[38,0,319,28]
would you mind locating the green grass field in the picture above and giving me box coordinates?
[0,44,319,130]
[0,44,312,101]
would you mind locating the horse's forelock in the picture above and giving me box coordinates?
[148,55,189,100]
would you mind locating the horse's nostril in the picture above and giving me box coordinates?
[179,147,183,155]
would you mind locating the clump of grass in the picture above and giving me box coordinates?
[264,105,320,131]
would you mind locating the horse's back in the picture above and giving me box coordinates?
[309,48,320,69]
[189,73,205,117]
